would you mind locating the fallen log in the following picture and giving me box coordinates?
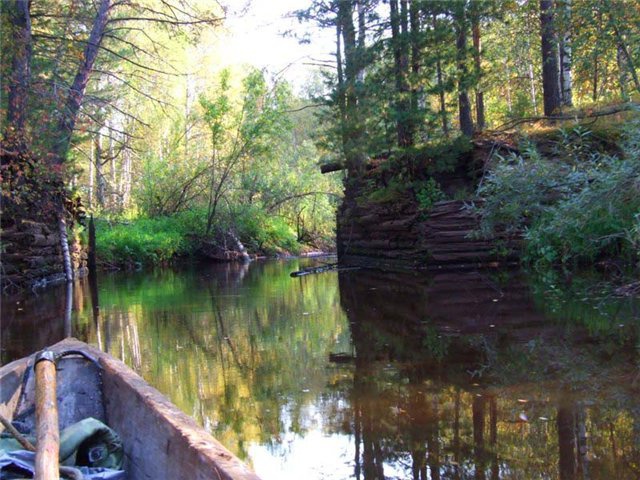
[290,263,360,277]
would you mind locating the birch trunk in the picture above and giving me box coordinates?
[108,123,117,209]
[95,132,106,208]
[558,0,572,106]
[88,139,95,209]
[58,215,74,282]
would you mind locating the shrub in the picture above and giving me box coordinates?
[477,117,640,267]
[96,210,205,266]
[525,155,640,266]
[364,178,409,204]
[476,145,588,237]
[231,204,300,255]
[414,178,444,212]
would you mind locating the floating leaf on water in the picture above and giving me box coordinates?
[539,417,549,421]
[517,398,528,403]
[518,412,529,422]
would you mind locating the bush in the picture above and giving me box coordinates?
[230,204,300,255]
[477,117,640,267]
[414,178,444,212]
[96,210,205,266]
[476,144,589,237]
[363,178,409,204]
[525,155,640,266]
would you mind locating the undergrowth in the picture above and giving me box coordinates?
[96,205,303,267]
[477,116,640,268]
[96,210,205,267]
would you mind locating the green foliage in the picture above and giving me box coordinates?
[407,135,473,176]
[229,205,300,255]
[554,125,596,162]
[95,210,205,266]
[95,202,308,266]
[363,178,409,204]
[478,118,640,267]
[477,144,586,236]
[414,178,444,212]
[525,155,640,266]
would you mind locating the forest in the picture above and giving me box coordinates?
[2,2,640,479]
[1,0,639,284]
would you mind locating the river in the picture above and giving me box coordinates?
[2,258,639,479]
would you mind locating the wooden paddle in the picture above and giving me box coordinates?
[34,351,59,480]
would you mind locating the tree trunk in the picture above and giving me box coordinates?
[120,147,132,209]
[4,0,32,151]
[607,2,640,93]
[540,0,561,116]
[558,0,572,106]
[432,13,449,137]
[338,0,364,174]
[472,7,485,130]
[336,14,346,130]
[108,123,117,209]
[95,132,106,208]
[390,0,412,147]
[52,0,112,165]
[504,58,513,113]
[593,49,599,102]
[58,215,74,283]
[356,0,366,84]
[529,61,538,115]
[88,139,95,209]
[617,44,630,100]
[455,3,474,137]
[409,0,421,139]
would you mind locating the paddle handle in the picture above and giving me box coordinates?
[34,352,59,480]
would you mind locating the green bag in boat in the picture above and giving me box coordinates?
[0,417,123,470]
[59,417,124,469]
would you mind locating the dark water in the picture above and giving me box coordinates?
[2,259,640,480]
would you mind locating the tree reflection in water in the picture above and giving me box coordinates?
[338,269,640,480]
[2,261,639,479]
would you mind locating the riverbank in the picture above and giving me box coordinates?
[335,109,640,276]
[93,210,335,270]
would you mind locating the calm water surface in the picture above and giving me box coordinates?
[2,259,640,480]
